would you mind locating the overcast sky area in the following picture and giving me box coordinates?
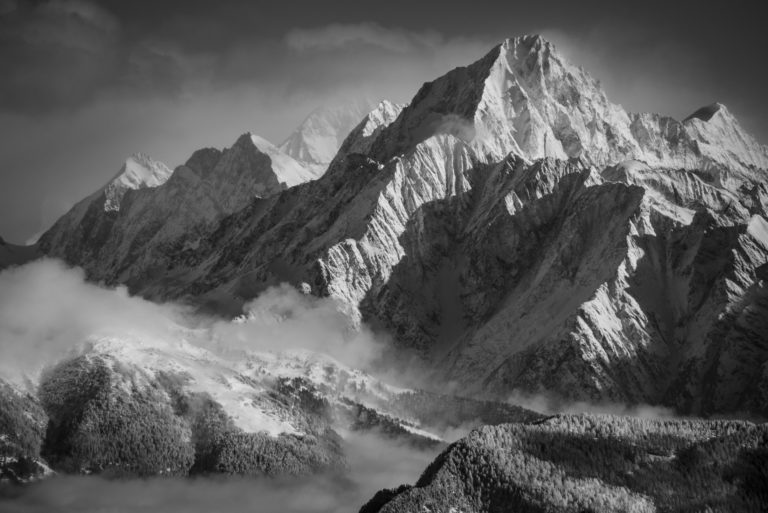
[0,0,766,243]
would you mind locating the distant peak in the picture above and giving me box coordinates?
[230,132,319,187]
[234,131,257,148]
[684,103,724,123]
[231,131,272,150]
[104,152,172,211]
[231,132,283,155]
[278,99,379,167]
[249,133,278,151]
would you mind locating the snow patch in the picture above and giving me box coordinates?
[104,153,172,211]
[249,134,321,187]
[747,215,768,249]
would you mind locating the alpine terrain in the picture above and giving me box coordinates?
[29,35,768,417]
[1,33,767,512]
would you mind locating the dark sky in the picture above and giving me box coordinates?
[1,0,766,243]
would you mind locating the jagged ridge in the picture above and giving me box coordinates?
[25,35,768,418]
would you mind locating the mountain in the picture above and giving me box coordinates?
[279,99,382,174]
[23,34,768,419]
[360,414,768,512]
[40,153,172,250]
[35,132,315,291]
[0,323,538,481]
[104,153,173,211]
[27,102,399,295]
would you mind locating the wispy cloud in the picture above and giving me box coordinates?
[285,22,442,53]
[36,0,120,35]
[508,390,678,419]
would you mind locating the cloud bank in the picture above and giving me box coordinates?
[0,432,439,513]
[0,258,437,511]
[211,284,385,369]
[0,259,383,382]
[0,259,187,379]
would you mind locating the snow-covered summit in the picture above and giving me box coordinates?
[681,102,768,182]
[104,153,172,211]
[370,35,768,184]
[245,133,321,187]
[335,100,407,159]
[358,100,405,139]
[278,98,380,173]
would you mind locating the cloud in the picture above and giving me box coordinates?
[0,259,385,382]
[0,0,17,16]
[508,390,678,419]
[0,259,440,510]
[210,284,385,369]
[0,0,198,115]
[0,431,438,513]
[0,0,121,112]
[0,259,190,380]
[36,0,119,36]
[285,22,442,53]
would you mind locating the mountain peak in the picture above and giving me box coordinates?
[369,36,767,177]
[233,131,259,148]
[499,34,552,54]
[278,99,379,169]
[104,152,172,211]
[232,132,320,188]
[681,101,768,174]
[247,133,277,151]
[684,102,724,122]
[369,34,609,162]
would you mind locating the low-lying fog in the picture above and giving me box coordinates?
[0,431,439,513]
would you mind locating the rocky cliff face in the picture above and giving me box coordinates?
[34,36,768,417]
